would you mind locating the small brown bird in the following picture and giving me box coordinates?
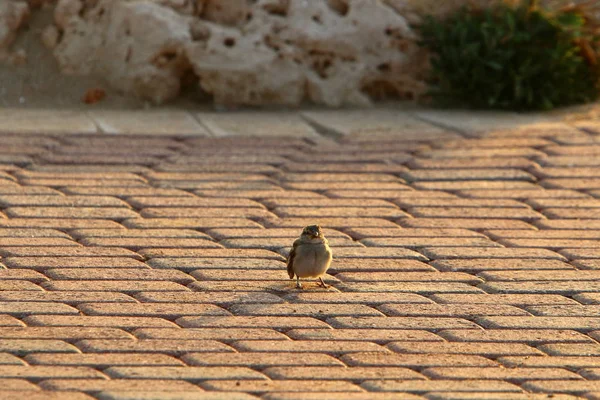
[287,225,333,289]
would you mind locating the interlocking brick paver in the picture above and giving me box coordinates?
[97,392,257,400]
[200,380,362,393]
[26,353,183,367]
[105,366,266,381]
[438,329,593,344]
[134,328,288,341]
[39,379,202,392]
[75,339,234,355]
[3,257,148,270]
[431,259,573,272]
[286,329,442,343]
[342,353,497,368]
[264,366,424,380]
[232,340,388,354]
[0,117,596,398]
[422,367,580,381]
[388,342,541,357]
[24,315,178,328]
[361,379,521,393]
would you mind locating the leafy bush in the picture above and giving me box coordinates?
[417,0,600,110]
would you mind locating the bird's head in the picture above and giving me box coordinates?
[302,224,323,238]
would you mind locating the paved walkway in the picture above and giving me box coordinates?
[0,107,597,399]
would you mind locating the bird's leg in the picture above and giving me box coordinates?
[296,276,303,289]
[317,277,329,289]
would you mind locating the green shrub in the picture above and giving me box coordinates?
[417,1,600,110]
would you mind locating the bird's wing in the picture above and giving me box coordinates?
[287,239,301,279]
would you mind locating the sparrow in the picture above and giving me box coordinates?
[287,224,333,289]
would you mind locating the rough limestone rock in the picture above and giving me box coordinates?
[49,0,426,106]
[0,0,30,63]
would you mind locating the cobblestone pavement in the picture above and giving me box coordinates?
[0,109,598,399]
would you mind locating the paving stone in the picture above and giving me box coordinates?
[407,207,543,220]
[361,379,521,393]
[0,302,79,316]
[378,304,528,318]
[0,247,142,259]
[3,257,148,270]
[123,218,262,229]
[360,237,499,248]
[326,190,455,199]
[126,197,264,208]
[232,340,388,355]
[423,366,580,381]
[336,272,482,284]
[485,229,600,239]
[282,292,432,305]
[201,379,362,392]
[0,270,48,283]
[24,315,178,329]
[459,189,587,199]
[273,206,410,219]
[140,207,275,219]
[341,353,497,368]
[318,247,427,260]
[393,198,529,209]
[75,339,234,355]
[335,282,483,294]
[438,329,593,344]
[538,343,600,356]
[560,249,600,259]
[326,317,479,330]
[345,228,484,239]
[0,291,136,304]
[26,353,183,367]
[134,328,288,341]
[262,217,401,229]
[0,228,70,238]
[535,219,600,230]
[399,218,535,230]
[408,157,535,170]
[97,392,257,400]
[403,169,536,182]
[139,248,282,259]
[0,195,130,207]
[430,294,578,306]
[105,366,266,381]
[420,247,565,260]
[39,379,202,392]
[91,110,209,135]
[220,237,361,250]
[523,380,600,394]
[480,270,600,281]
[176,316,331,329]
[229,303,382,317]
[78,303,229,318]
[264,366,424,381]
[41,281,188,292]
[500,356,600,369]
[431,259,573,272]
[0,378,38,390]
[478,316,600,330]
[0,392,96,400]
[45,269,194,283]
[388,342,541,357]
[0,327,133,340]
[574,294,600,304]
[0,338,80,355]
[480,281,600,295]
[63,187,193,198]
[71,229,211,239]
[135,292,283,305]
[328,259,435,273]
[0,365,105,379]
[0,218,124,229]
[0,315,25,326]
[286,329,442,344]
